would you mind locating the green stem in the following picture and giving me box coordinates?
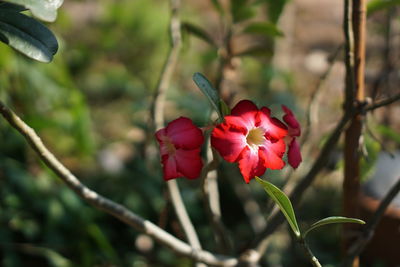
[299,237,322,267]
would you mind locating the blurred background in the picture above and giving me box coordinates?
[0,0,399,266]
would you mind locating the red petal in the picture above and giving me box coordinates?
[259,138,286,170]
[259,107,288,140]
[211,123,247,162]
[231,100,258,116]
[161,155,181,181]
[166,117,204,149]
[288,138,302,168]
[175,148,203,179]
[155,128,169,157]
[238,147,266,183]
[231,100,259,127]
[282,105,301,137]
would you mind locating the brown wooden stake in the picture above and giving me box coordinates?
[343,0,366,266]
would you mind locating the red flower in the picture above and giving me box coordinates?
[155,117,204,181]
[282,105,302,168]
[211,100,288,183]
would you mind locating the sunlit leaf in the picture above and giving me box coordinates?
[192,72,223,120]
[304,216,365,238]
[367,0,400,15]
[0,10,58,62]
[3,0,63,22]
[256,177,301,238]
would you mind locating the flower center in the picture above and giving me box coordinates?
[162,136,176,155]
[246,127,266,147]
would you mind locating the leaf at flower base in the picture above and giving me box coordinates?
[192,72,223,120]
[255,177,301,238]
[0,10,58,62]
[220,99,231,117]
[243,22,283,38]
[3,0,64,22]
[303,216,365,238]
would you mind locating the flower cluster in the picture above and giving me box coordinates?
[155,100,302,183]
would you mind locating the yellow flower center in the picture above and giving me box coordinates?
[246,127,265,148]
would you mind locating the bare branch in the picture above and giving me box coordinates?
[364,93,400,112]
[149,0,205,264]
[0,100,239,267]
[342,177,400,266]
[201,146,232,253]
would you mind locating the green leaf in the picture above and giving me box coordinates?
[0,10,58,62]
[367,0,400,15]
[0,2,26,12]
[231,0,255,23]
[220,99,230,116]
[243,22,283,37]
[304,216,365,238]
[256,177,301,238]
[192,72,223,120]
[3,0,63,22]
[182,22,216,47]
[264,0,288,24]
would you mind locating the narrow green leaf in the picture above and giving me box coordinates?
[220,99,231,116]
[192,72,223,120]
[0,10,58,62]
[263,0,288,24]
[256,177,301,238]
[243,22,283,37]
[182,22,216,47]
[3,0,63,22]
[304,216,365,238]
[367,0,400,15]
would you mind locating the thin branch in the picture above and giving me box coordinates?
[364,92,400,112]
[149,0,204,264]
[0,100,238,266]
[301,44,343,146]
[342,177,400,266]
[299,238,322,267]
[151,0,182,131]
[201,145,232,253]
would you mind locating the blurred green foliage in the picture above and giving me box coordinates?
[0,0,398,266]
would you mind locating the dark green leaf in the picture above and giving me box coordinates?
[304,216,365,238]
[182,22,216,47]
[231,0,255,23]
[256,177,301,238]
[264,0,288,24]
[243,22,283,37]
[192,72,223,120]
[0,10,58,62]
[367,0,400,15]
[3,0,63,22]
[0,2,26,12]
